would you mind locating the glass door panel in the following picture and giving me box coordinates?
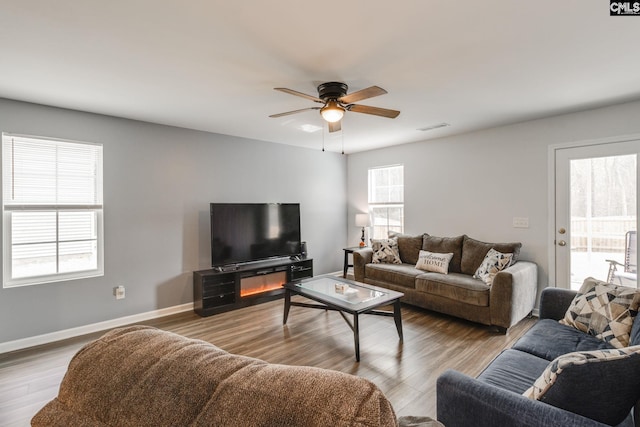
[555,140,638,290]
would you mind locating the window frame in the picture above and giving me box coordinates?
[2,133,104,288]
[368,164,404,240]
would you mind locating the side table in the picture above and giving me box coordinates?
[343,246,364,278]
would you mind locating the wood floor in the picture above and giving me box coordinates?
[0,296,536,426]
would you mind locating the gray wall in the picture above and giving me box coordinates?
[4,96,640,344]
[0,98,347,343]
[347,99,640,298]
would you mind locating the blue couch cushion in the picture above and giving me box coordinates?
[630,316,640,346]
[523,346,640,426]
[512,319,614,361]
[477,349,549,394]
[559,277,640,348]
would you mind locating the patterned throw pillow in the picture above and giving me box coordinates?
[415,250,454,274]
[370,238,402,264]
[473,248,513,285]
[560,277,640,348]
[523,346,640,426]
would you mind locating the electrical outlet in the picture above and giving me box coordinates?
[114,285,125,300]
[513,217,529,228]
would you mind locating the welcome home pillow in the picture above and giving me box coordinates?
[523,346,640,425]
[370,238,402,264]
[415,250,454,274]
[473,248,513,285]
[560,277,640,348]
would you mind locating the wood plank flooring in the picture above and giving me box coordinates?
[0,296,536,426]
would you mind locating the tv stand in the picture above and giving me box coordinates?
[194,258,313,317]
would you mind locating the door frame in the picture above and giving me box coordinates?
[548,133,640,288]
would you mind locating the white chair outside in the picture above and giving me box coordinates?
[606,230,637,287]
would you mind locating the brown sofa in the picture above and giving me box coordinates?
[353,234,538,331]
[32,325,400,427]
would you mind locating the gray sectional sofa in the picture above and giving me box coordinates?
[437,284,640,427]
[353,233,538,331]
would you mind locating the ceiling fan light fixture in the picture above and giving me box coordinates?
[320,100,344,123]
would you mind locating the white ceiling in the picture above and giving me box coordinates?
[1,1,640,153]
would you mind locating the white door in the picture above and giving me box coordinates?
[554,138,639,290]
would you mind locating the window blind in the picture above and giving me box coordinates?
[3,134,103,208]
[2,133,104,287]
[368,165,404,204]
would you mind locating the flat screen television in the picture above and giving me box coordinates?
[210,203,301,267]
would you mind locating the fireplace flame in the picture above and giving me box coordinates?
[240,271,287,297]
[240,282,283,297]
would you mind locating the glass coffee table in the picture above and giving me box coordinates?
[283,276,404,362]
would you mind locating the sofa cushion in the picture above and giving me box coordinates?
[560,277,640,349]
[477,349,549,395]
[389,232,424,265]
[473,248,513,285]
[512,318,615,361]
[32,326,399,427]
[422,235,464,273]
[460,236,521,276]
[631,315,640,346]
[415,250,454,274]
[371,238,402,264]
[415,273,490,306]
[523,346,640,426]
[365,263,422,289]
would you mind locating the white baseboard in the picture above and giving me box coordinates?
[0,303,194,354]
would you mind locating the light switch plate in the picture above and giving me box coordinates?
[513,217,529,228]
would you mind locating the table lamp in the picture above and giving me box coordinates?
[355,213,370,247]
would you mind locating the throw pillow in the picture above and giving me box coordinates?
[460,236,521,276]
[560,277,640,348]
[422,235,464,273]
[388,231,425,265]
[415,250,454,274]
[523,346,640,426]
[473,248,513,285]
[370,238,402,264]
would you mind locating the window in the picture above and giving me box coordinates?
[368,165,404,239]
[2,133,103,287]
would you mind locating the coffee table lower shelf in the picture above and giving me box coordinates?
[283,277,404,362]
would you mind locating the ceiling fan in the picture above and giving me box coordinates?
[269,82,400,133]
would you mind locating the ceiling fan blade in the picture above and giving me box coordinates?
[328,120,342,133]
[348,104,400,119]
[339,86,387,104]
[269,107,320,118]
[274,87,324,103]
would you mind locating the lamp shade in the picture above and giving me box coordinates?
[320,100,344,123]
[355,213,370,227]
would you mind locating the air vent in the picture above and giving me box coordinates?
[418,123,450,132]
[300,124,323,133]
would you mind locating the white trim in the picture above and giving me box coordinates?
[547,132,640,152]
[547,142,557,287]
[0,303,194,354]
[4,204,103,211]
[2,131,103,148]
